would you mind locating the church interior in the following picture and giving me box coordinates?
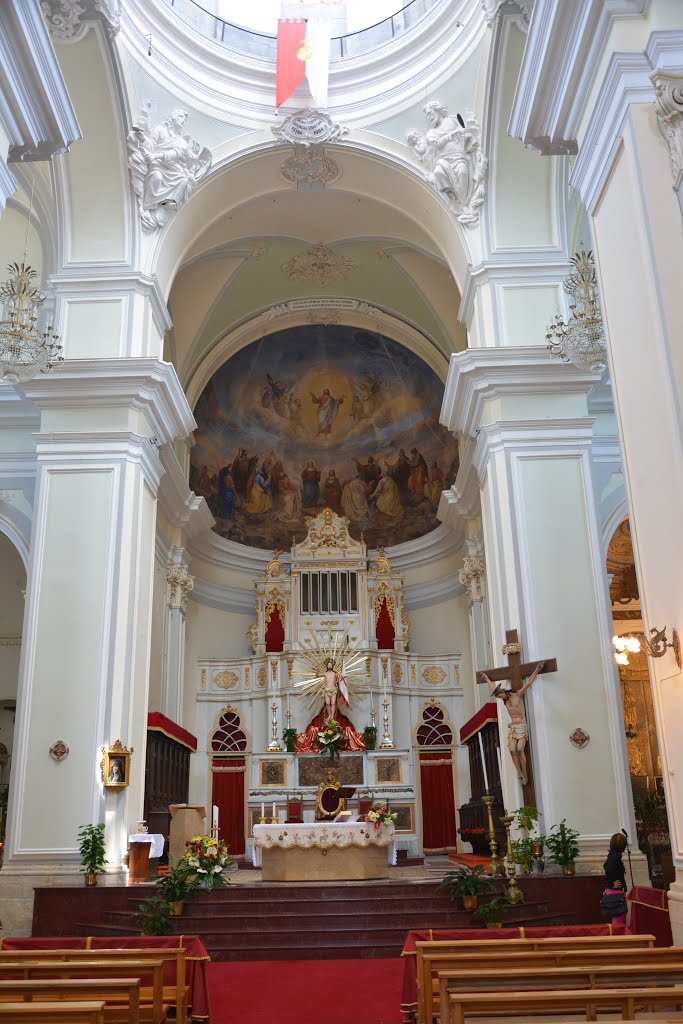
[2,0,683,1021]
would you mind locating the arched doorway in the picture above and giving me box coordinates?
[607,518,671,884]
[211,707,249,857]
[416,702,458,854]
[0,532,25,862]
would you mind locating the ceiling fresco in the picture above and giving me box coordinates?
[189,324,459,550]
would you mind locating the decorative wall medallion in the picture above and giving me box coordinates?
[272,109,349,147]
[392,663,403,684]
[281,149,340,187]
[251,246,268,260]
[214,670,239,689]
[651,71,683,189]
[422,666,447,685]
[127,103,211,233]
[375,757,402,784]
[569,728,590,749]
[257,667,267,687]
[282,243,358,286]
[49,739,69,762]
[167,563,195,614]
[260,760,286,786]
[407,105,488,226]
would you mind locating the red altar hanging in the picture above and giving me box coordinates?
[419,750,458,852]
[294,707,366,752]
[211,757,246,855]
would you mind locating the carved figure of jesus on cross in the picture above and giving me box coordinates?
[476,629,557,790]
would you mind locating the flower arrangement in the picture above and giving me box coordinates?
[365,801,398,830]
[182,834,232,893]
[317,718,347,761]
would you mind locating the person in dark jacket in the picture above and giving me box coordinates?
[603,832,628,925]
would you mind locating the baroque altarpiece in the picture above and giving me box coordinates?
[194,509,464,858]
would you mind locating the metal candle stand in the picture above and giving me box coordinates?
[482,794,506,876]
[268,701,283,751]
[501,814,525,904]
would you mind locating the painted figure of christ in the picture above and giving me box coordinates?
[311,388,344,436]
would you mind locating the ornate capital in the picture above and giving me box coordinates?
[459,555,486,603]
[167,563,195,614]
[407,105,487,227]
[652,71,683,189]
[40,0,120,40]
[481,0,533,24]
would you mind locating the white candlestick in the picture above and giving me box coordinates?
[496,744,503,787]
[477,731,490,793]
[212,805,219,830]
[261,802,265,818]
[272,801,276,818]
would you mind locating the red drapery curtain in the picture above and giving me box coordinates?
[265,605,284,652]
[211,757,246,856]
[419,750,457,852]
[376,597,395,650]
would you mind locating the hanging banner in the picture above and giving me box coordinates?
[276,18,331,107]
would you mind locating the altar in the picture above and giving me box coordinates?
[253,821,396,881]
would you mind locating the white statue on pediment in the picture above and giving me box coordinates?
[127,105,212,233]
[407,103,487,227]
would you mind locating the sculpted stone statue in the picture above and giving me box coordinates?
[407,103,488,226]
[127,105,212,233]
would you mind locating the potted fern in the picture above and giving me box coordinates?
[437,864,495,911]
[545,820,581,875]
[78,823,107,886]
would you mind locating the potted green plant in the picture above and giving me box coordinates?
[475,895,509,928]
[156,861,198,916]
[437,864,495,911]
[511,836,536,874]
[363,725,378,751]
[135,893,173,935]
[514,805,539,833]
[282,727,298,753]
[78,823,107,886]
[545,820,581,875]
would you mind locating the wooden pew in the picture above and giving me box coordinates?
[0,1001,106,1023]
[0,947,187,1022]
[445,984,683,1024]
[0,978,140,1024]
[415,935,659,1024]
[0,960,166,1024]
[438,963,683,1024]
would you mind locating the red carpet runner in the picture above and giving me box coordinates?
[207,958,403,1024]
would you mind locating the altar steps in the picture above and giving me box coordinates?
[70,879,577,960]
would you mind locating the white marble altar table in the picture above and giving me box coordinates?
[253,821,395,880]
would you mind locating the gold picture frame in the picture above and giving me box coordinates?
[101,740,132,789]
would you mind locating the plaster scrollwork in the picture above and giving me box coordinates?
[167,563,195,614]
[458,555,486,604]
[127,103,212,233]
[272,109,349,148]
[40,0,120,40]
[282,243,358,286]
[281,148,340,187]
[651,72,683,189]
[407,104,488,227]
[481,0,533,24]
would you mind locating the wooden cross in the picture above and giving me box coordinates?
[476,629,558,805]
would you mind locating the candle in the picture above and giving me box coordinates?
[212,805,219,830]
[477,731,490,792]
[272,801,276,818]
[261,802,265,818]
[496,744,503,787]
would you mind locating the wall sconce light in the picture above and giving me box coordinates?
[612,627,681,669]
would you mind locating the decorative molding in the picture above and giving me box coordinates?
[40,0,120,40]
[166,563,194,614]
[407,104,487,226]
[651,71,683,189]
[508,0,650,154]
[281,147,340,187]
[0,0,81,164]
[271,109,349,147]
[459,555,486,604]
[0,161,17,216]
[482,0,533,25]
[0,635,22,647]
[261,297,380,322]
[281,243,358,286]
[158,444,214,538]
[127,103,212,233]
[48,270,173,338]
[31,431,165,495]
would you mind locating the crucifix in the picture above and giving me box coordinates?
[476,629,558,805]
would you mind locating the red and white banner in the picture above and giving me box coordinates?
[276,18,331,107]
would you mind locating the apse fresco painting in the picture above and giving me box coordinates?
[190,325,459,550]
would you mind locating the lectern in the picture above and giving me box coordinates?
[169,804,206,865]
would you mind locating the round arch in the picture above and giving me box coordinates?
[0,502,30,573]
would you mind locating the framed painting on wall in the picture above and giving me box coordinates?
[101,740,132,789]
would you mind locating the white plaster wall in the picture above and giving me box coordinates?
[0,205,42,278]
[182,600,252,736]
[0,535,24,711]
[147,556,166,713]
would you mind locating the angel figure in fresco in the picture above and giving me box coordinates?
[311,388,345,436]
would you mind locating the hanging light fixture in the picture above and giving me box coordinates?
[612,627,681,669]
[0,176,62,385]
[546,249,608,373]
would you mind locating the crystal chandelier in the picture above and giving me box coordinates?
[546,249,607,373]
[0,262,62,385]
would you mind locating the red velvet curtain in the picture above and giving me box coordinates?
[419,750,457,852]
[265,606,284,652]
[376,597,395,650]
[211,757,246,856]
